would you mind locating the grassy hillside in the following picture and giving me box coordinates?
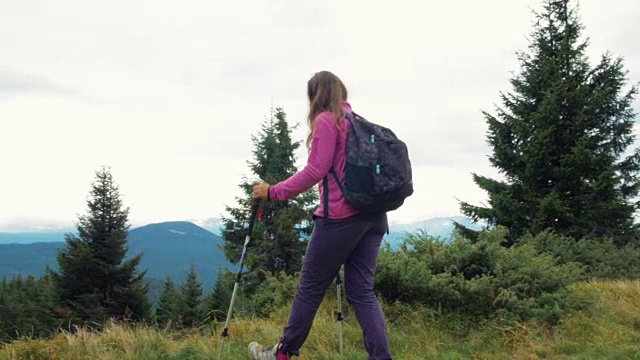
[3,280,640,359]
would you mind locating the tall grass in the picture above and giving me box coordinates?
[3,280,640,359]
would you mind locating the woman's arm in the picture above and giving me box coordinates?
[269,113,338,200]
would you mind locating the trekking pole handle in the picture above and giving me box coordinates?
[248,199,262,234]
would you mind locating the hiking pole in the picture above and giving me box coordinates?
[219,199,262,357]
[336,269,344,358]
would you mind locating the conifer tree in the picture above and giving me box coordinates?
[221,107,317,280]
[50,166,151,325]
[457,0,640,245]
[180,266,203,327]
[204,269,255,320]
[155,276,182,327]
[0,274,56,341]
[204,269,231,320]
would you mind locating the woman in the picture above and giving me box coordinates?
[249,71,392,360]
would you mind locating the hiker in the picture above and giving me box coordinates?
[249,70,393,360]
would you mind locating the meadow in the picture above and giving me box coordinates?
[3,280,640,359]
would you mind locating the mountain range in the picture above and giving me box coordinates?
[0,216,483,298]
[0,215,482,240]
[0,221,230,294]
[187,215,482,241]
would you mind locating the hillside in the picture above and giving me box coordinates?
[0,242,62,278]
[0,232,67,244]
[192,215,483,251]
[3,280,640,359]
[0,215,483,286]
[389,215,483,237]
[198,215,484,240]
[0,222,232,292]
[127,221,233,289]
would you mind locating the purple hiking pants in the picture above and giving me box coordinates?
[279,212,392,360]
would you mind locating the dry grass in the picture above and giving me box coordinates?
[3,281,640,359]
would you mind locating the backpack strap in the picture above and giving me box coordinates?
[345,112,356,123]
[329,168,347,195]
[322,168,348,218]
[323,111,355,218]
[322,175,330,218]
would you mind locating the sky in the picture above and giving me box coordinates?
[1,0,639,230]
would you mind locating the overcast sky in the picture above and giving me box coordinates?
[1,0,639,230]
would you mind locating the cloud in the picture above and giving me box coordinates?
[1,0,640,226]
[0,68,76,97]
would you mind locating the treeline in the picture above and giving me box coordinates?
[0,268,250,342]
[2,0,640,346]
[372,0,640,327]
[0,105,316,343]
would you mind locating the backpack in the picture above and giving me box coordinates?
[322,111,413,216]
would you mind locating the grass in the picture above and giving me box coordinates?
[3,280,640,359]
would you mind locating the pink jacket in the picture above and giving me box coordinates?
[269,102,360,219]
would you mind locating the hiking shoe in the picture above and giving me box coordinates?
[248,342,284,360]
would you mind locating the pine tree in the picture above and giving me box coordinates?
[20,274,52,336]
[0,274,56,341]
[457,0,640,245]
[221,107,317,281]
[0,275,23,341]
[154,276,182,328]
[50,166,151,325]
[180,266,203,327]
[204,270,229,319]
[0,279,7,341]
[204,269,252,321]
[204,270,230,321]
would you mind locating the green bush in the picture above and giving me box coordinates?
[0,274,57,343]
[204,270,255,321]
[521,230,640,281]
[374,227,584,325]
[205,269,300,320]
[250,271,300,317]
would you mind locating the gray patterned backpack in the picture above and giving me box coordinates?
[322,111,413,216]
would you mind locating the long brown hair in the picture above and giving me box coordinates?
[306,71,347,150]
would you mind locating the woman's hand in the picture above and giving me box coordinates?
[252,182,270,200]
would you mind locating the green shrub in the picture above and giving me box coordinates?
[0,274,57,343]
[204,270,255,321]
[374,227,584,325]
[521,230,640,281]
[206,269,301,320]
[250,271,300,317]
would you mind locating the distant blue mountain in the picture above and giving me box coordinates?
[382,216,484,249]
[0,216,483,286]
[0,232,68,244]
[0,221,232,293]
[199,215,483,238]
[127,221,232,289]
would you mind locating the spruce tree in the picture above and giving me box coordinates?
[457,0,640,245]
[204,270,231,321]
[0,279,7,341]
[180,266,204,327]
[154,276,182,328]
[0,274,56,341]
[221,107,317,280]
[204,269,252,320]
[50,166,151,325]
